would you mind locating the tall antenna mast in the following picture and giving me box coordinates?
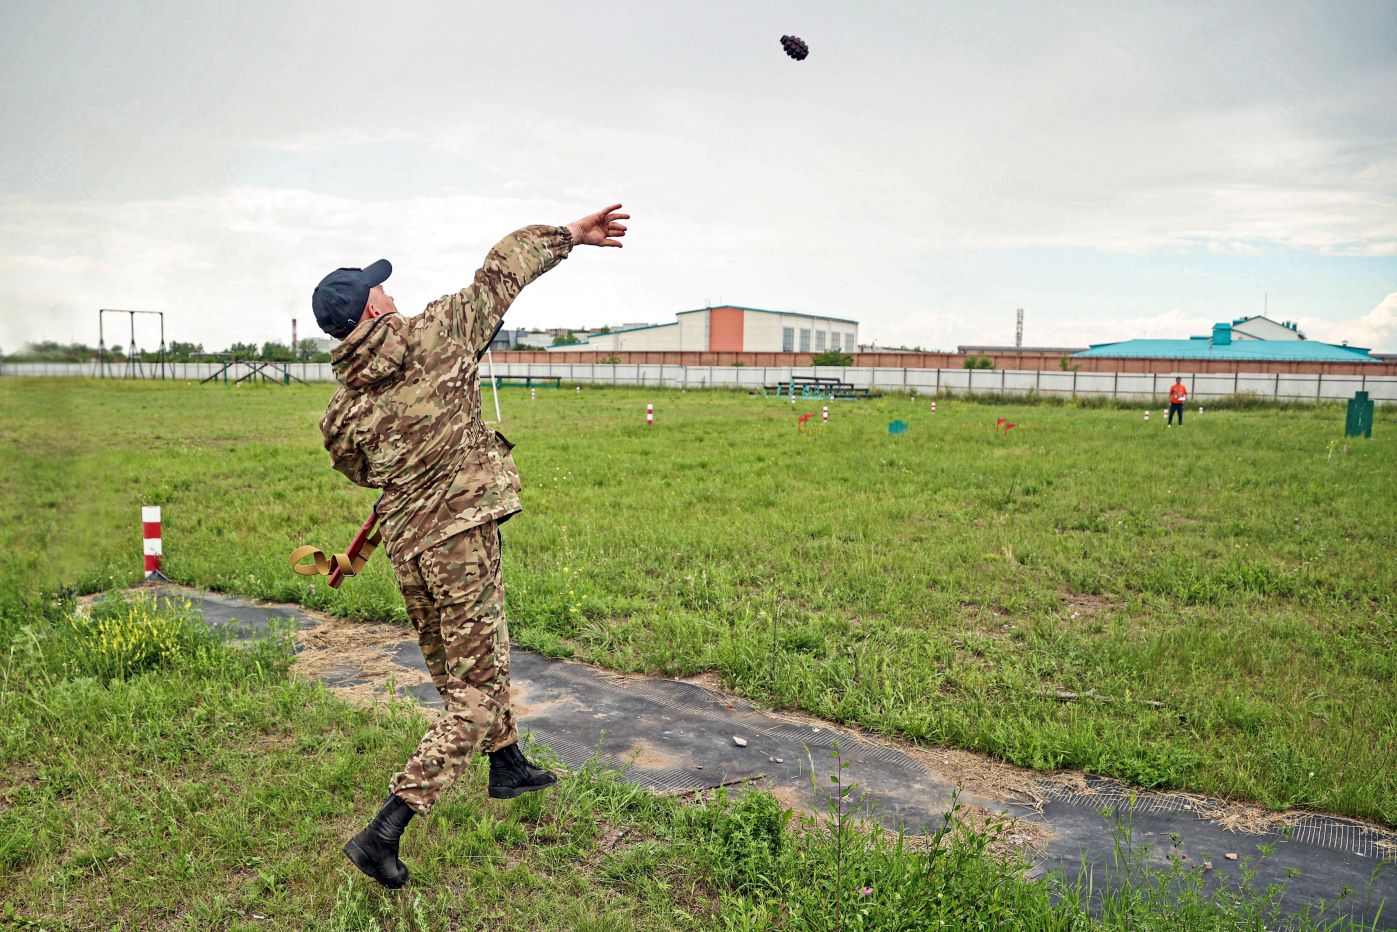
[1015,308,1024,348]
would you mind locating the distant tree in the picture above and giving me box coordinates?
[1058,355,1081,373]
[553,332,582,346]
[296,338,321,361]
[13,341,101,361]
[261,341,294,362]
[811,350,854,366]
[595,326,612,334]
[513,343,546,351]
[308,352,332,363]
[223,342,259,359]
[963,355,995,370]
[168,341,204,361]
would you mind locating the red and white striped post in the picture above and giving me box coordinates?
[1143,410,1150,422]
[646,403,654,427]
[530,387,537,400]
[822,405,829,423]
[142,506,165,580]
[931,401,937,414]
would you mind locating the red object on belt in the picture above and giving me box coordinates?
[328,510,380,589]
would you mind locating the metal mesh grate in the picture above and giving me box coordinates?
[1034,781,1397,861]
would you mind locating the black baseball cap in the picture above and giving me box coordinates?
[312,259,392,338]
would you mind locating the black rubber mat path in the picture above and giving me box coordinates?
[129,586,1395,927]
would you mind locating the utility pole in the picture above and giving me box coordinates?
[292,318,298,360]
[1015,308,1024,348]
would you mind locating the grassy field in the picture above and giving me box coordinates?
[8,591,1357,931]
[2,377,1394,829]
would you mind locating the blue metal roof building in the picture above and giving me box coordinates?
[1075,321,1379,363]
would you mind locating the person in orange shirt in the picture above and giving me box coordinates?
[1167,377,1188,426]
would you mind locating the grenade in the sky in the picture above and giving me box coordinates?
[780,35,809,61]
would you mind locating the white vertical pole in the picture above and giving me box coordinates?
[486,348,503,423]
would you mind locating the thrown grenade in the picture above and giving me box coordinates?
[780,35,809,61]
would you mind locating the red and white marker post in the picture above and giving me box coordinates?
[646,403,654,427]
[822,405,829,423]
[931,401,937,414]
[142,506,165,580]
[1144,410,1150,422]
[531,387,537,400]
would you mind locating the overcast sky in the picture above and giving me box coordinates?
[3,0,1395,354]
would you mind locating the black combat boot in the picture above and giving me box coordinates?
[343,794,415,888]
[487,742,558,799]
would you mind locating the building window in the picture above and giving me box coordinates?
[846,333,856,351]
[799,329,811,352]
[816,331,826,351]
[830,332,841,351]
[782,327,794,352]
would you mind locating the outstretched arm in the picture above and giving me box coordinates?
[426,204,630,355]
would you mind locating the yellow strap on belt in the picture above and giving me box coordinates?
[289,527,382,579]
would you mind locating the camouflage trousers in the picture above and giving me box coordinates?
[388,521,516,814]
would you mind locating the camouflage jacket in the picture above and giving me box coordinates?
[320,225,573,569]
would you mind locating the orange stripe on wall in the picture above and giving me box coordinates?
[708,307,744,352]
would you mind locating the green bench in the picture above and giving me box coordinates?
[490,375,562,389]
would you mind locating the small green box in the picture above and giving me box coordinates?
[1345,391,1374,438]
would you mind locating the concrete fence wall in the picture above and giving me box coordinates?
[4,361,1394,404]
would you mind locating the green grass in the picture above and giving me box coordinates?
[1,592,1383,930]
[2,378,1394,830]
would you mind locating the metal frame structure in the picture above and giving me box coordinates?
[197,355,308,386]
[97,309,169,379]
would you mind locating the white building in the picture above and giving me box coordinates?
[546,305,859,354]
[1228,316,1306,341]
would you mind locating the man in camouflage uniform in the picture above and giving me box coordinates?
[311,204,630,888]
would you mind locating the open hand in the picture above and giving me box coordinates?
[566,204,629,248]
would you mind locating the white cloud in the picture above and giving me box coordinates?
[1296,292,1397,351]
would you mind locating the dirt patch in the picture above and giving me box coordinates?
[899,745,1069,806]
[676,670,724,692]
[509,687,577,718]
[290,610,436,714]
[614,739,690,771]
[1063,592,1117,618]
